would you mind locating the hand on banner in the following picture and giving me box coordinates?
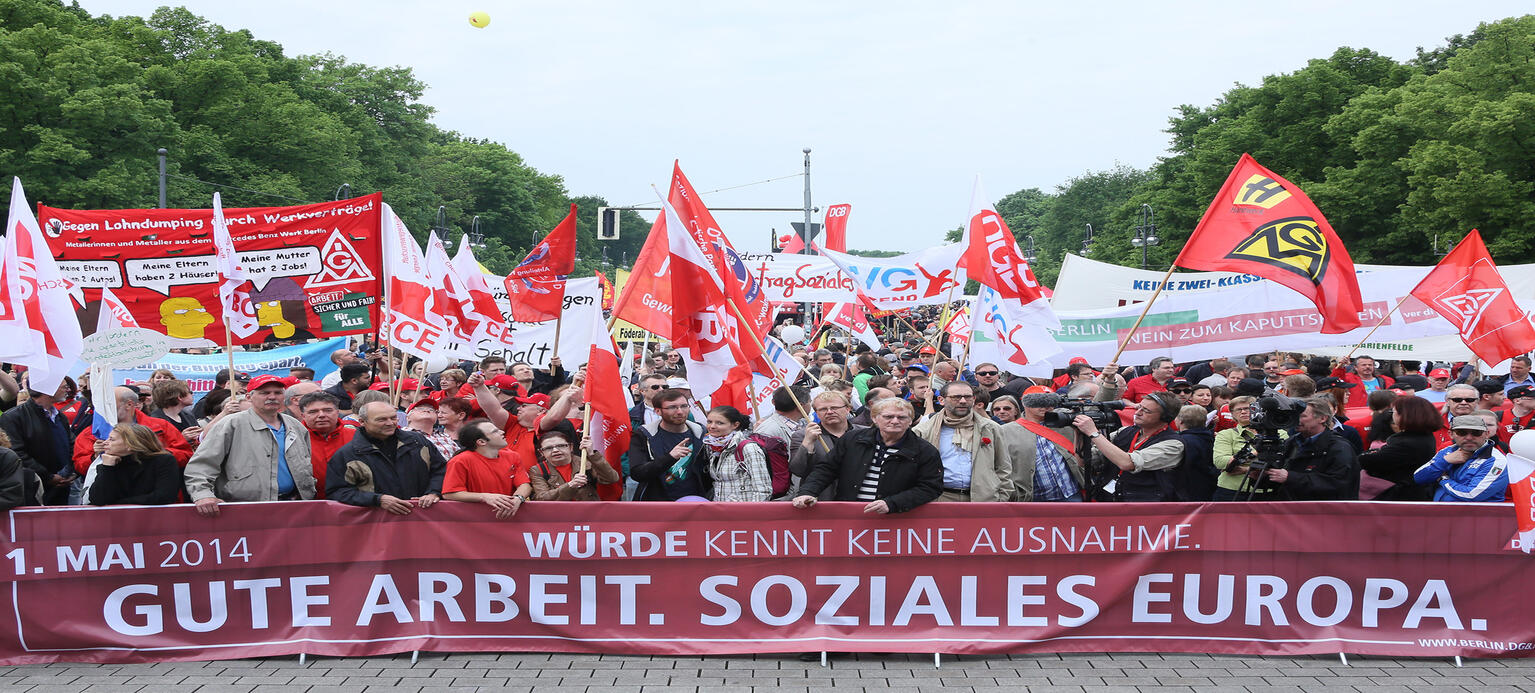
[414,492,440,509]
[482,493,521,520]
[863,500,890,514]
[790,495,817,509]
[379,494,414,515]
[194,498,221,518]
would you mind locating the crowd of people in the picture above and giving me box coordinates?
[0,312,1528,516]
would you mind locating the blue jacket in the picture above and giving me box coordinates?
[1413,443,1508,502]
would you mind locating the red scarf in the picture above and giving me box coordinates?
[1016,420,1078,460]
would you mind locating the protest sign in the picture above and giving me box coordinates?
[0,501,1529,665]
[80,327,173,367]
[820,245,968,310]
[469,277,603,370]
[113,337,348,400]
[40,195,384,345]
[742,252,859,304]
[1030,267,1471,369]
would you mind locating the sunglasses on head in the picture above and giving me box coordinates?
[1448,397,1477,403]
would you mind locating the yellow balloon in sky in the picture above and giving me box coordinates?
[468,11,491,28]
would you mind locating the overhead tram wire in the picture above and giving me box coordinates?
[616,172,804,209]
[164,173,315,205]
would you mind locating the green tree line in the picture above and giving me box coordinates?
[966,15,1535,287]
[0,0,649,275]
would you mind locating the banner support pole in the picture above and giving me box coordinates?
[223,324,239,398]
[1341,294,1413,361]
[1107,263,1179,366]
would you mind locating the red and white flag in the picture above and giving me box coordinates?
[582,305,631,501]
[1507,440,1535,554]
[943,304,971,346]
[381,204,449,360]
[822,203,851,252]
[96,286,139,332]
[821,301,880,350]
[1409,229,1535,365]
[211,192,259,339]
[659,194,751,407]
[451,235,510,330]
[0,178,84,394]
[960,178,1061,366]
[424,231,482,349]
[668,163,770,360]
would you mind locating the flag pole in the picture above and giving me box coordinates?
[223,324,239,398]
[1341,294,1414,361]
[724,299,830,454]
[1107,263,1179,366]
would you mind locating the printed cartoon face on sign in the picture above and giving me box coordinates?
[159,297,214,339]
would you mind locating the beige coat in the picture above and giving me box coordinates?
[913,413,1023,501]
[184,409,315,502]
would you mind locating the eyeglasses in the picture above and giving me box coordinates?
[944,394,975,400]
[540,444,572,452]
[1169,388,1192,394]
[1448,397,1477,403]
[975,371,998,376]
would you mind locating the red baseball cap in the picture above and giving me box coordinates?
[1068,357,1089,365]
[278,376,299,387]
[246,375,286,392]
[918,346,937,355]
[1429,368,1451,379]
[408,398,439,412]
[514,393,551,408]
[489,374,522,391]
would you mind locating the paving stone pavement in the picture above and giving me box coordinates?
[3,651,1534,692]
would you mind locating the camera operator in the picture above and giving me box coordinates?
[1266,396,1359,500]
[1071,391,1184,502]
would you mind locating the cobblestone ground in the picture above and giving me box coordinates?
[3,651,1534,692]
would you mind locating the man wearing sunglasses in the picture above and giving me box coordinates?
[1413,415,1508,502]
[629,374,668,429]
[972,363,1005,399]
[1433,384,1482,450]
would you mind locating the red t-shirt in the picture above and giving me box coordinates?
[444,448,530,495]
[1121,374,1167,403]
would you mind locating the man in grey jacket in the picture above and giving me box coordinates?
[184,375,315,516]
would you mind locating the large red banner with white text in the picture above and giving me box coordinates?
[39,195,383,345]
[0,501,1530,665]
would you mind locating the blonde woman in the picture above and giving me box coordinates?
[87,424,180,506]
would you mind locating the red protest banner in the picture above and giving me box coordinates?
[0,501,1530,665]
[39,195,383,345]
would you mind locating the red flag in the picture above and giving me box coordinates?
[610,215,672,337]
[1174,153,1363,333]
[583,324,630,501]
[823,203,851,252]
[596,271,614,312]
[504,276,566,323]
[776,231,805,254]
[820,301,879,350]
[659,195,752,407]
[509,204,577,281]
[1409,229,1535,364]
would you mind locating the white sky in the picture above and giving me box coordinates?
[81,1,1531,252]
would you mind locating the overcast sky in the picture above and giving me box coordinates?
[81,1,1531,252]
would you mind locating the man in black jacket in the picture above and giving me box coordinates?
[326,401,447,514]
[1268,396,1359,500]
[792,398,942,514]
[0,384,75,505]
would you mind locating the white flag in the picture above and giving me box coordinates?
[211,193,259,338]
[0,178,84,394]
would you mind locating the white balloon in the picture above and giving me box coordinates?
[1510,429,1535,462]
[778,325,805,345]
[422,352,459,373]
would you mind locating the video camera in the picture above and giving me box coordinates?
[1040,399,1124,431]
[1228,394,1308,499]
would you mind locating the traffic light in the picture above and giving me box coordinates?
[598,207,620,240]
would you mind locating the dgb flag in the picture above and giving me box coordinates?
[1175,153,1363,333]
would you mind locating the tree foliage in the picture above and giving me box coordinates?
[962,15,1535,286]
[0,0,645,275]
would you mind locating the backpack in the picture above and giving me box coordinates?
[736,433,791,497]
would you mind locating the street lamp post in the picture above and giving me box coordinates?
[468,215,485,248]
[1023,235,1037,264]
[333,183,351,201]
[1129,204,1159,269]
